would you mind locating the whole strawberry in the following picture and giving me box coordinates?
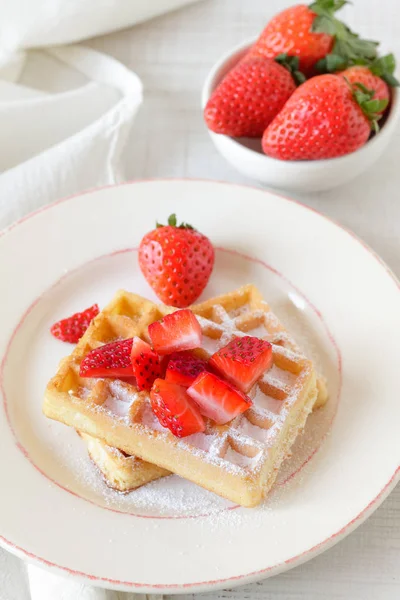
[249,1,378,76]
[139,214,214,308]
[204,55,304,138]
[262,74,388,161]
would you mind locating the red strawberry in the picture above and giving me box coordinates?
[51,304,99,343]
[249,4,333,75]
[165,351,209,387]
[150,379,205,437]
[80,338,133,378]
[339,66,390,112]
[187,372,252,425]
[139,214,214,308]
[204,55,303,138]
[209,336,273,394]
[249,2,378,76]
[130,337,162,391]
[148,309,202,355]
[262,74,388,161]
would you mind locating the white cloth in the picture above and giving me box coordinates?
[0,0,201,231]
[0,44,143,230]
[0,0,201,55]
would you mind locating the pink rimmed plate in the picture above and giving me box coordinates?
[0,180,398,592]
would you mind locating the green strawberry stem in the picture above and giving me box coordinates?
[274,54,306,85]
[310,0,381,73]
[369,54,400,87]
[156,214,195,230]
[345,79,389,133]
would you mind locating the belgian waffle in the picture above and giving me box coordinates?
[80,432,169,492]
[44,285,326,507]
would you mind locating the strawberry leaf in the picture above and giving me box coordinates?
[274,53,306,85]
[350,80,388,132]
[310,0,379,67]
[168,214,177,227]
[316,52,348,73]
[370,54,400,87]
[156,214,195,230]
[309,0,349,15]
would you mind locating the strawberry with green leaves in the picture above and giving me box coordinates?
[249,1,379,76]
[139,214,214,308]
[262,74,388,161]
[204,54,305,137]
[338,54,400,112]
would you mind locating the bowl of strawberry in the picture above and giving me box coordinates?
[202,1,400,192]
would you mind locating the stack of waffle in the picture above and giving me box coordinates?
[43,285,327,507]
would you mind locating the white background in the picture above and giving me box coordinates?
[1,0,399,598]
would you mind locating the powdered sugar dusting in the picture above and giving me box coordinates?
[141,402,168,433]
[236,417,272,442]
[182,432,216,452]
[224,446,261,469]
[201,335,221,355]
[267,364,297,387]
[246,324,268,338]
[252,386,283,414]
[103,395,131,418]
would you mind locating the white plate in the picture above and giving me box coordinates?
[0,180,398,593]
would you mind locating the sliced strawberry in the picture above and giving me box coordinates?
[130,337,162,391]
[165,351,209,387]
[148,309,202,355]
[209,336,273,393]
[80,338,134,378]
[150,379,205,438]
[51,304,99,343]
[187,372,252,425]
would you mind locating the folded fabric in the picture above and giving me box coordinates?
[0,45,143,230]
[0,0,202,55]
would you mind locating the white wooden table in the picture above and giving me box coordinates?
[1,1,399,598]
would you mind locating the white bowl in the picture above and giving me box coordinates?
[201,39,400,193]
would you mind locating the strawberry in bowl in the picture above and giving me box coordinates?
[202,2,399,191]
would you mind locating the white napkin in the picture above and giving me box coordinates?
[0,0,201,54]
[27,563,164,600]
[0,44,143,231]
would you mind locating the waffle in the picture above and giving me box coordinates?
[80,432,169,492]
[44,285,326,507]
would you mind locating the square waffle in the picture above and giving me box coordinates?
[80,432,169,492]
[44,285,326,507]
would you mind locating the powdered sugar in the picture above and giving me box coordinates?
[141,401,168,433]
[252,385,283,414]
[103,394,131,418]
[236,416,272,442]
[266,364,298,387]
[224,446,261,469]
[181,432,216,452]
[201,335,221,355]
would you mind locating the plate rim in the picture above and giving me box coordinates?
[0,178,399,593]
